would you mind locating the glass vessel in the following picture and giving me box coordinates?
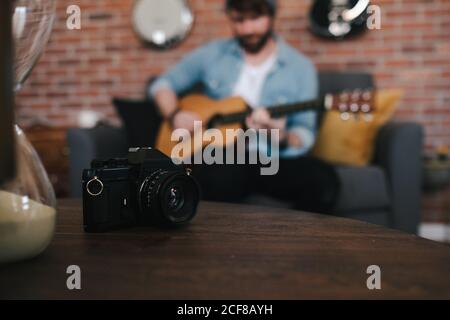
[0,0,57,264]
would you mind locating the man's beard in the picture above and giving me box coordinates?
[237,29,274,54]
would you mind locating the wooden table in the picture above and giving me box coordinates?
[1,199,450,299]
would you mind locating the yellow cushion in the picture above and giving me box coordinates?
[312,89,403,166]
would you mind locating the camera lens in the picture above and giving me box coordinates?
[139,170,200,226]
[167,186,184,211]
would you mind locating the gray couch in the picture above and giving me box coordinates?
[67,72,423,234]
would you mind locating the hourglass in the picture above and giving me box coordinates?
[0,0,57,264]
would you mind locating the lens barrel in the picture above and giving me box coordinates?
[139,170,200,226]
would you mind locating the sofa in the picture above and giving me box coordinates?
[67,72,423,234]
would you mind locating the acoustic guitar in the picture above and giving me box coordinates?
[156,90,376,159]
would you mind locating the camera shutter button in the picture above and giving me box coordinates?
[86,176,104,197]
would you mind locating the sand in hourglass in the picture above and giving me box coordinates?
[0,190,56,263]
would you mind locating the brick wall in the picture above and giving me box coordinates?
[16,0,450,153]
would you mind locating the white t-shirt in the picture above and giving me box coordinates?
[232,53,278,154]
[232,53,277,108]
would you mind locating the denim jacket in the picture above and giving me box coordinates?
[150,37,318,158]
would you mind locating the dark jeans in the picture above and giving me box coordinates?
[193,154,340,214]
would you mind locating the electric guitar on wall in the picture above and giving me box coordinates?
[156,90,376,159]
[309,0,371,39]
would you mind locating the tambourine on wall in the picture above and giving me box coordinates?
[132,0,195,50]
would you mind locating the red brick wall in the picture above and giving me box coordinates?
[16,0,450,153]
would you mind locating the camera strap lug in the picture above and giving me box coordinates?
[86,176,104,197]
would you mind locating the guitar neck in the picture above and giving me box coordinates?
[217,98,324,125]
[267,99,323,118]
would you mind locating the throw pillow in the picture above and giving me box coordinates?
[312,89,403,166]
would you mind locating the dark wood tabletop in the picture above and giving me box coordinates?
[1,199,450,300]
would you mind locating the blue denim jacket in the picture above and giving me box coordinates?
[150,37,318,158]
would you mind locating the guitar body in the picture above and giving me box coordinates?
[156,95,247,158]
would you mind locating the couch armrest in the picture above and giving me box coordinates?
[67,126,129,197]
[373,122,424,234]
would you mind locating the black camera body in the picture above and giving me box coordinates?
[82,148,200,233]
